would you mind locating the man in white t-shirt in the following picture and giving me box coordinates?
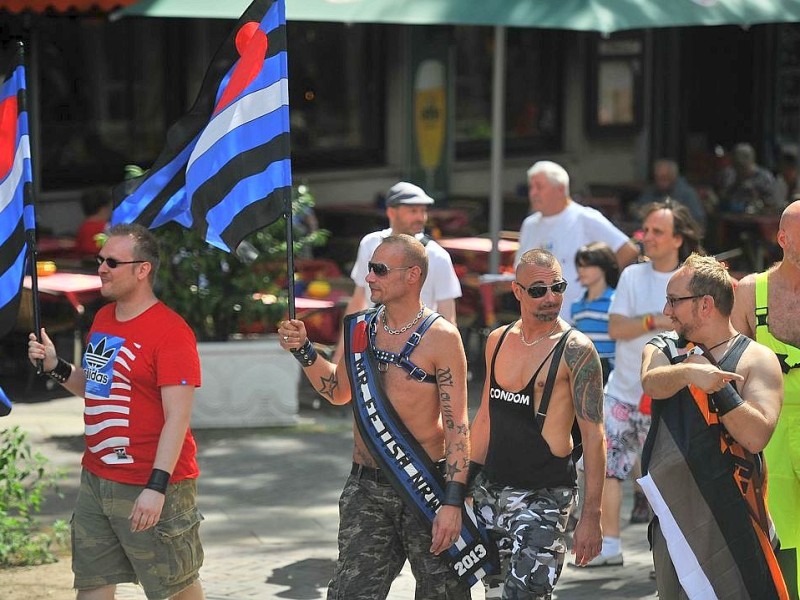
[516,161,639,322]
[580,201,703,567]
[333,182,462,362]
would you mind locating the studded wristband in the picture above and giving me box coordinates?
[46,357,73,384]
[145,469,171,495]
[292,339,318,367]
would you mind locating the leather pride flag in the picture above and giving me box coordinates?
[112,0,290,252]
[0,43,34,416]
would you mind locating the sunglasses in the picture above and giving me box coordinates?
[96,255,147,269]
[368,262,413,277]
[515,280,568,299]
[665,294,703,308]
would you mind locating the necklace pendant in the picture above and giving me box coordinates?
[378,362,388,372]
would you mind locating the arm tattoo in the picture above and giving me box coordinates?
[564,336,604,424]
[437,366,455,430]
[318,373,338,401]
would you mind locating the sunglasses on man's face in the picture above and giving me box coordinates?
[96,255,146,269]
[367,262,413,277]
[515,279,568,299]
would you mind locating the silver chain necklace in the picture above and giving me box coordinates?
[382,305,425,335]
[519,320,559,347]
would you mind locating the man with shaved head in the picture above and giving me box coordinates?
[731,201,800,598]
[732,200,800,598]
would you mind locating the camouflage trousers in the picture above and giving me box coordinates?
[473,478,576,600]
[327,474,471,600]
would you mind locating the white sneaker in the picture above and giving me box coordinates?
[573,552,624,568]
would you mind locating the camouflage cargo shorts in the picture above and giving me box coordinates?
[327,473,471,600]
[472,477,576,600]
[72,469,204,600]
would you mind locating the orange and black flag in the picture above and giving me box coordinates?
[640,333,788,599]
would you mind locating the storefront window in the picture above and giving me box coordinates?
[37,16,173,189]
[454,27,563,158]
[287,22,385,169]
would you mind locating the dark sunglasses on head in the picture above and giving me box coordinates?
[515,279,568,299]
[368,262,413,277]
[96,255,146,269]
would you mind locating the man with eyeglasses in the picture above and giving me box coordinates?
[731,199,800,598]
[279,234,476,598]
[640,253,786,598]
[333,181,461,363]
[27,223,206,600]
[581,201,703,568]
[469,248,606,597]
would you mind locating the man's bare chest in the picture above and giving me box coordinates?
[766,291,800,347]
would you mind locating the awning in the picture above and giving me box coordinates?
[1,0,136,12]
[115,0,800,33]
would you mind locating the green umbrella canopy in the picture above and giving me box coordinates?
[116,0,800,33]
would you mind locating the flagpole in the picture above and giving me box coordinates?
[284,191,296,321]
[17,40,44,374]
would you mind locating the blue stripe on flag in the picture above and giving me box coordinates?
[205,158,291,249]
[187,103,288,186]
[0,383,11,416]
[0,65,24,101]
[111,133,200,225]
[0,179,25,241]
[0,244,27,307]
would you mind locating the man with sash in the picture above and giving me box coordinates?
[732,199,800,599]
[279,233,492,598]
[640,253,788,599]
[469,248,607,598]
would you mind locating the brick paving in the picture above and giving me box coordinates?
[4,392,656,599]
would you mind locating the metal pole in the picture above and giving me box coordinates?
[488,25,506,275]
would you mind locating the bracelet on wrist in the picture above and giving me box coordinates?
[711,383,745,416]
[643,314,656,332]
[292,338,318,367]
[46,357,73,384]
[442,481,466,506]
[145,469,171,495]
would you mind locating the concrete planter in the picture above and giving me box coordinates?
[191,336,300,428]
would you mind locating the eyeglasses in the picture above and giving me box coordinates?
[515,280,568,299]
[368,262,413,277]
[96,255,146,269]
[665,294,703,308]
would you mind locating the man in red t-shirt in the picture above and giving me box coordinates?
[28,223,205,600]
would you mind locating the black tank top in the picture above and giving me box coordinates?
[485,324,578,490]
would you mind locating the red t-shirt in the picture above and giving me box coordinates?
[81,302,202,485]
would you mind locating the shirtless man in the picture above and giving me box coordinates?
[731,199,800,598]
[279,234,472,599]
[470,248,606,599]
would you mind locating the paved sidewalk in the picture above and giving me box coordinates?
[2,394,657,599]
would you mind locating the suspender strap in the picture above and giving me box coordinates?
[369,309,441,383]
[754,272,769,328]
[535,329,574,428]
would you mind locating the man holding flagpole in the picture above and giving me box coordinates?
[279,234,491,598]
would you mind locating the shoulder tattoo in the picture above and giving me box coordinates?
[564,335,603,424]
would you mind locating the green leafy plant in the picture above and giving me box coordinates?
[0,426,68,566]
[154,184,328,341]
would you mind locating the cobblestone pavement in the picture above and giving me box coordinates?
[3,390,656,599]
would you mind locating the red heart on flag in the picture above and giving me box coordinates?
[214,21,268,115]
[352,321,368,354]
[0,95,18,180]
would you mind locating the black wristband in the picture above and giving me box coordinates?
[46,357,73,384]
[442,481,466,506]
[711,383,745,416]
[292,339,318,367]
[145,469,171,495]
[467,461,484,488]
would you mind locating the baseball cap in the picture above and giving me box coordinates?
[385,182,434,207]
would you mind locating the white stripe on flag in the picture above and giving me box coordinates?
[187,79,288,172]
[638,474,718,600]
[0,134,31,213]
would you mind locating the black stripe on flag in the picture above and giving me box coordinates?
[220,185,289,252]
[0,218,26,336]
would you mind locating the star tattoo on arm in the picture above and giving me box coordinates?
[446,460,463,479]
[318,373,338,401]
